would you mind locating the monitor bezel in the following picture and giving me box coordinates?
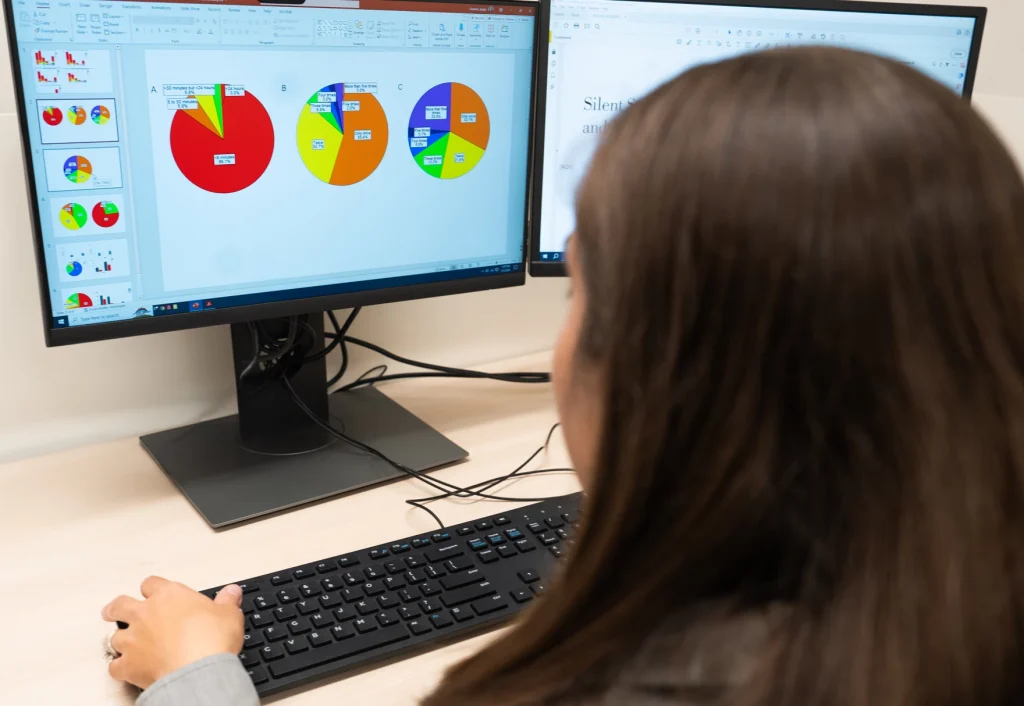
[527,0,988,277]
[4,0,548,346]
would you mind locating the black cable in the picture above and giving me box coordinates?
[326,308,361,388]
[340,370,542,392]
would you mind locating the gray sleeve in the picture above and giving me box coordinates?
[136,654,260,706]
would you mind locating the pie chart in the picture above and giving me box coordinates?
[42,106,63,126]
[92,200,120,228]
[63,155,92,183]
[296,83,389,186]
[68,105,87,125]
[66,292,93,309]
[408,82,489,179]
[59,202,88,230]
[169,84,275,194]
[66,260,83,277]
[91,105,110,125]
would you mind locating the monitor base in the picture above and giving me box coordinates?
[141,386,467,529]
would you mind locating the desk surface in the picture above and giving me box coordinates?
[1,352,578,705]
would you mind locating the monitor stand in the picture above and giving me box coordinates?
[140,315,467,529]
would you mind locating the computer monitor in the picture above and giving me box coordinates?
[4,0,543,526]
[529,0,986,276]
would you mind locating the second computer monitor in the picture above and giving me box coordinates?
[529,0,986,276]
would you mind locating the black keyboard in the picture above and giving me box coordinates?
[201,492,582,697]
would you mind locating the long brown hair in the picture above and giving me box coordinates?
[424,48,1024,705]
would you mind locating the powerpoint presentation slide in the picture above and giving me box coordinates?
[37,98,119,144]
[50,195,127,237]
[61,282,133,310]
[42,147,123,192]
[33,48,113,95]
[57,238,130,283]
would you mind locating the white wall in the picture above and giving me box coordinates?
[1,0,1023,463]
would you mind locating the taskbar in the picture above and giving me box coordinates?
[536,251,564,262]
[53,261,522,328]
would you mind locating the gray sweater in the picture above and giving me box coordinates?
[136,607,776,705]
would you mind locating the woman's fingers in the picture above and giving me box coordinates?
[140,575,172,598]
[102,595,141,623]
[213,584,243,607]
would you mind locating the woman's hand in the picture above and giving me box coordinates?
[102,576,245,689]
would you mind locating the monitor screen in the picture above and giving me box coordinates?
[5,0,538,340]
[532,0,984,271]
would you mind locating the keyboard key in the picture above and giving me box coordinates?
[494,516,511,525]
[514,539,536,553]
[557,528,570,540]
[545,516,565,529]
[477,549,499,564]
[497,544,518,559]
[518,570,539,584]
[239,649,260,668]
[390,543,411,554]
[530,583,547,596]
[355,600,376,616]
[450,606,474,622]
[471,595,510,616]
[287,618,311,636]
[236,581,260,594]
[267,625,410,679]
[550,546,565,559]
[342,572,362,586]
[341,587,363,602]
[538,532,558,546]
[383,575,407,591]
[403,555,425,568]
[292,566,315,581]
[316,563,336,574]
[269,574,291,586]
[398,589,418,603]
[333,606,355,622]
[337,556,359,569]
[398,605,421,620]
[404,570,426,584]
[276,589,298,604]
[331,623,355,641]
[377,594,399,609]
[444,556,475,573]
[243,632,264,649]
[425,544,464,563]
[474,520,493,531]
[253,595,276,611]
[420,598,443,613]
[408,619,432,635]
[431,532,451,542]
[504,528,524,541]
[250,612,273,628]
[309,630,333,648]
[260,644,284,662]
[363,580,385,596]
[263,625,286,642]
[467,538,488,551]
[295,600,319,616]
[273,605,297,622]
[526,522,544,534]
[246,666,269,685]
[320,575,341,591]
[562,512,577,524]
[364,565,384,580]
[318,593,343,609]
[486,533,504,546]
[241,596,256,615]
[419,581,442,597]
[368,548,389,560]
[284,638,308,655]
[384,561,405,575]
[429,612,454,628]
[440,568,485,590]
[455,525,474,536]
[376,610,400,627]
[411,538,431,548]
[311,612,334,629]
[441,581,497,607]
[511,589,532,604]
[354,618,377,634]
[423,564,446,580]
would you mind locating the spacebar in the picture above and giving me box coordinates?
[268,625,410,679]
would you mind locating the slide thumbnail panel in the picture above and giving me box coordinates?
[57,239,130,283]
[42,147,123,192]
[49,196,127,236]
[37,99,119,144]
[61,282,133,310]
[34,49,113,95]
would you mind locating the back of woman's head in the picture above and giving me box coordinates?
[424,47,1024,706]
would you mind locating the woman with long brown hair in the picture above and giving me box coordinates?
[103,47,1024,706]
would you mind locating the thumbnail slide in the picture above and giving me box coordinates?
[62,282,133,310]
[33,49,113,95]
[166,83,275,193]
[296,82,389,186]
[37,99,119,144]
[408,82,490,179]
[50,196,127,236]
[57,239,130,283]
[42,147,123,192]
